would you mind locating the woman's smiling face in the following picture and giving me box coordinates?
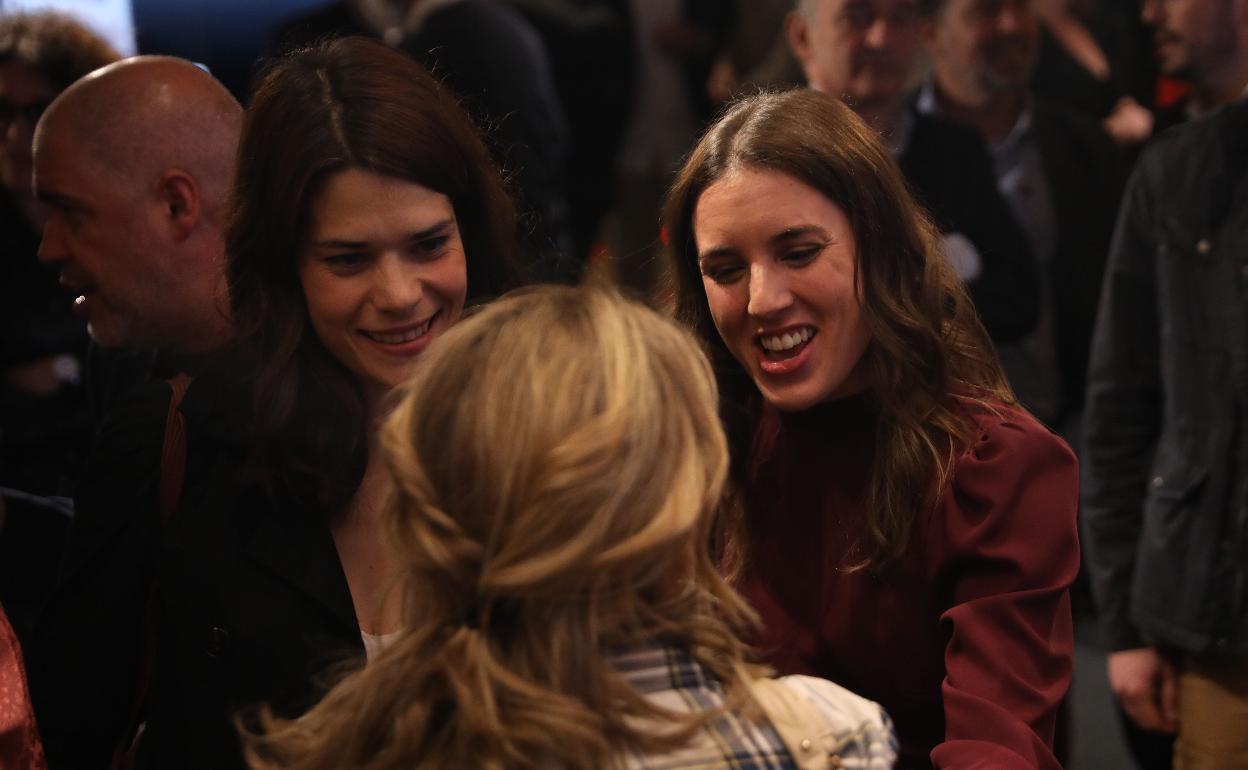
[693,166,872,412]
[299,167,468,404]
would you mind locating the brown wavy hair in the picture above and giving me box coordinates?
[225,36,523,514]
[663,88,1012,570]
[0,11,119,91]
[241,286,761,770]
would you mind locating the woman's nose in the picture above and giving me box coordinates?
[746,262,795,319]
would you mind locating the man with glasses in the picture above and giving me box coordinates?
[918,0,1124,445]
[786,0,1041,347]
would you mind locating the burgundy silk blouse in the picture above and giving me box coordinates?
[741,394,1078,769]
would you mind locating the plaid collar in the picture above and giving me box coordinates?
[609,644,718,697]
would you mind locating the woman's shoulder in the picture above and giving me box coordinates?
[759,675,897,766]
[952,398,1075,476]
[771,674,892,730]
[928,398,1080,557]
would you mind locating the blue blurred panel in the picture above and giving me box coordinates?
[131,0,332,97]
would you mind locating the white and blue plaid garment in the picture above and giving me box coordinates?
[611,646,897,770]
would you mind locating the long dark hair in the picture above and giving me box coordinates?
[664,89,1012,569]
[225,36,523,514]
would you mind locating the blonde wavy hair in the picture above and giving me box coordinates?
[242,286,761,770]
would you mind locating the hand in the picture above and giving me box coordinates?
[1030,0,1068,21]
[2,355,70,396]
[1107,647,1179,733]
[1103,97,1154,147]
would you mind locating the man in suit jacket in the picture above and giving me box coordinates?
[27,57,241,770]
[786,0,1040,344]
[920,0,1125,436]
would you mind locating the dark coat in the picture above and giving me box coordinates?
[402,0,574,279]
[680,0,736,122]
[1082,99,1248,655]
[1030,96,1125,420]
[899,111,1041,343]
[30,375,363,770]
[500,0,636,261]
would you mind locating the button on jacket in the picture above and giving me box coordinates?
[1082,98,1248,655]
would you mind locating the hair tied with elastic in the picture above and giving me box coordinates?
[461,595,484,630]
[459,596,519,632]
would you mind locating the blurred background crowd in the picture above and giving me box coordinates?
[0,0,1241,767]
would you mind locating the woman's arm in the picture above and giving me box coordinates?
[927,409,1079,770]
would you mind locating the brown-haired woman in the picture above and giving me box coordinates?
[242,285,897,770]
[665,88,1079,769]
[33,37,523,770]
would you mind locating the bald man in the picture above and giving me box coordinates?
[26,57,240,770]
[34,56,239,358]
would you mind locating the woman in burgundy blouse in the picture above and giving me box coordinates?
[663,88,1079,769]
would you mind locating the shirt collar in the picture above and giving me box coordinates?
[915,79,940,118]
[884,106,914,158]
[993,98,1035,155]
[608,644,716,696]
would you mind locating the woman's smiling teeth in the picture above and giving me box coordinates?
[760,327,815,355]
[362,314,435,344]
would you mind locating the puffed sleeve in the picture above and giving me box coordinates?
[925,410,1078,770]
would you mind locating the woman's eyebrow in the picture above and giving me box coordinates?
[310,218,456,250]
[309,237,368,250]
[697,244,737,263]
[698,224,835,264]
[771,225,829,244]
[403,219,456,241]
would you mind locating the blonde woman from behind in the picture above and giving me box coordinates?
[240,286,895,770]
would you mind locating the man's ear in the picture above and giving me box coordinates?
[157,168,201,241]
[785,10,815,75]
